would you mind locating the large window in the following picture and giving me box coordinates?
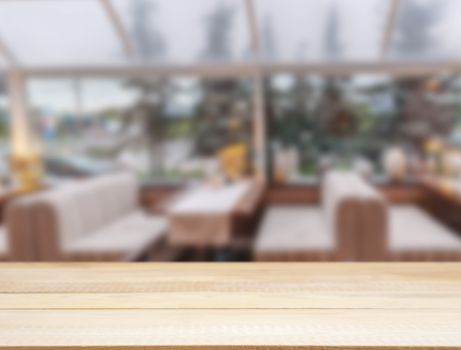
[27,76,254,184]
[267,74,461,183]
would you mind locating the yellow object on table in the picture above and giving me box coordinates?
[10,151,43,193]
[218,142,248,181]
[425,137,444,155]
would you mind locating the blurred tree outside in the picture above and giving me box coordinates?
[393,0,446,59]
[261,15,278,62]
[393,0,452,151]
[0,75,9,141]
[194,2,251,168]
[123,0,170,177]
[323,4,342,61]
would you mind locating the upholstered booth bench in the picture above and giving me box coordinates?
[254,172,361,261]
[255,171,461,262]
[355,179,461,261]
[5,172,167,261]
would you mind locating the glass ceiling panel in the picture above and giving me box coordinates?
[0,0,458,70]
[255,0,389,62]
[112,0,250,64]
[0,0,124,66]
[0,56,6,71]
[390,0,461,60]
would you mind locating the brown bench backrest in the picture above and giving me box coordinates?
[352,178,389,261]
[322,171,363,261]
[6,172,138,261]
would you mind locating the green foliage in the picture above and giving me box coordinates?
[268,75,403,179]
[164,119,194,138]
[0,108,9,139]
[86,147,119,159]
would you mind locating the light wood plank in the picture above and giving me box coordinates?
[1,289,459,310]
[0,263,459,309]
[1,263,459,292]
[0,263,460,349]
[0,309,459,348]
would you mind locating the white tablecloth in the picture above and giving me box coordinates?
[170,181,251,214]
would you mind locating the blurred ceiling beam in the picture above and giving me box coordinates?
[245,0,262,59]
[99,0,136,59]
[266,61,461,76]
[21,63,259,79]
[20,61,461,78]
[245,0,267,180]
[0,34,19,68]
[381,0,401,58]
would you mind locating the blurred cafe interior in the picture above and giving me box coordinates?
[0,0,461,262]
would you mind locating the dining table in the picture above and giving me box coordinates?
[167,180,264,248]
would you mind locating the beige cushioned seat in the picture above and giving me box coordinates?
[19,172,166,261]
[65,210,166,261]
[356,178,461,261]
[389,206,461,261]
[254,207,334,261]
[254,171,361,261]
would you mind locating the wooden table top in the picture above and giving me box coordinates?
[0,263,459,349]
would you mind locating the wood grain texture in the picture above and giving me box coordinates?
[0,263,460,349]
